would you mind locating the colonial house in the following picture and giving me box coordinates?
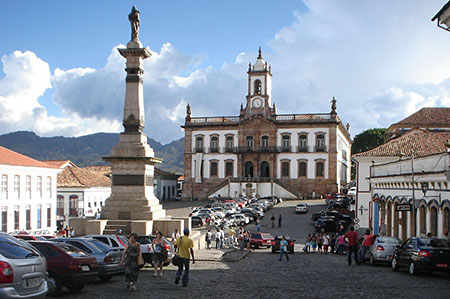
[0,146,60,233]
[353,107,450,237]
[153,168,181,201]
[182,49,352,200]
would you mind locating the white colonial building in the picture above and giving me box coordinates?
[0,146,60,233]
[182,49,351,200]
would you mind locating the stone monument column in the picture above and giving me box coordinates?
[101,6,165,223]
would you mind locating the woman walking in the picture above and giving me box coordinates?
[121,233,141,292]
[152,232,166,277]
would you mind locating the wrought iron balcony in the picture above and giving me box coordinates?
[314,145,328,152]
[193,147,204,153]
[297,146,309,152]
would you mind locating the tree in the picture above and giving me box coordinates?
[351,128,387,155]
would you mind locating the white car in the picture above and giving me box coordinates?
[295,203,308,213]
[227,214,250,226]
[347,187,356,197]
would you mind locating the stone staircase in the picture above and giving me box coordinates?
[103,220,132,235]
[272,178,301,199]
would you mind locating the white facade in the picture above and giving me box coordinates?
[57,187,111,220]
[0,164,60,233]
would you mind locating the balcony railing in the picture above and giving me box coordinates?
[297,146,309,152]
[314,145,328,152]
[193,147,204,153]
[210,147,219,153]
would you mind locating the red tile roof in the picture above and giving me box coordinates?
[0,146,59,168]
[353,131,450,158]
[41,160,74,169]
[58,166,111,188]
[391,107,450,127]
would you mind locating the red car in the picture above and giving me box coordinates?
[13,235,46,241]
[29,241,98,295]
[249,232,274,248]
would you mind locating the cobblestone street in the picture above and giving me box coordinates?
[58,200,449,299]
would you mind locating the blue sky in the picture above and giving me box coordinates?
[1,1,450,143]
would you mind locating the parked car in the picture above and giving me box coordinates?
[295,203,308,214]
[12,235,47,241]
[191,216,204,227]
[392,237,450,275]
[227,214,250,226]
[249,232,274,248]
[314,216,345,232]
[0,232,48,298]
[135,235,175,266]
[29,241,98,295]
[53,238,124,281]
[271,235,295,253]
[84,235,129,250]
[347,187,356,197]
[311,210,353,223]
[240,208,263,221]
[363,236,402,265]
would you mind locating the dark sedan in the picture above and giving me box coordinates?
[392,237,450,275]
[314,216,345,232]
[271,235,295,253]
[29,241,98,295]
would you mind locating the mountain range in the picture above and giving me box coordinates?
[0,131,184,174]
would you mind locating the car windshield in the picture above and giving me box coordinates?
[87,239,112,252]
[118,236,129,245]
[58,244,90,257]
[418,238,450,248]
[0,241,40,259]
[261,234,273,240]
[251,234,262,239]
[136,236,152,244]
[378,237,401,244]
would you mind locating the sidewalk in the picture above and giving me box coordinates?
[195,248,251,262]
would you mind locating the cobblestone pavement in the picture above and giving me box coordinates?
[58,200,450,299]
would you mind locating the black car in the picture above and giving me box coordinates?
[392,237,450,275]
[191,216,204,227]
[239,208,262,220]
[271,235,295,253]
[311,211,352,223]
[314,216,345,232]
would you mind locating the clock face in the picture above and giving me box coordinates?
[252,98,263,108]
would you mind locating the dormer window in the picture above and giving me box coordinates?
[254,80,262,94]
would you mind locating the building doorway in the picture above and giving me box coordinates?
[419,205,426,236]
[443,207,449,236]
[401,211,407,240]
[260,162,270,177]
[386,202,392,236]
[244,162,254,178]
[430,206,438,236]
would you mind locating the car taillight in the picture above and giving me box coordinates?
[67,264,81,272]
[104,256,112,263]
[0,261,13,284]
[375,245,385,251]
[289,241,294,245]
[164,244,170,251]
[419,250,432,257]
[272,241,276,245]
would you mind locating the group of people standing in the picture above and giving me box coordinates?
[119,228,195,292]
[304,233,336,254]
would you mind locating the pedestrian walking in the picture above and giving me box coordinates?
[345,227,359,265]
[152,232,166,277]
[278,214,282,228]
[120,233,142,292]
[215,229,221,249]
[279,236,289,261]
[303,234,311,253]
[175,228,195,287]
[323,234,330,254]
[205,229,212,249]
[228,227,236,248]
[270,214,275,228]
[69,227,75,237]
[337,234,346,254]
[358,229,375,264]
[317,233,323,254]
[256,217,261,232]
[219,228,225,249]
[311,234,317,252]
[171,229,180,243]
[238,227,245,250]
[245,230,251,250]
[330,234,336,254]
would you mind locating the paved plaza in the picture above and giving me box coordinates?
[57,200,449,299]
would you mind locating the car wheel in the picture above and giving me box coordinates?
[369,254,376,266]
[289,249,294,254]
[271,248,276,253]
[240,221,245,226]
[47,274,62,296]
[99,275,113,282]
[67,284,85,293]
[391,257,399,271]
[409,261,416,276]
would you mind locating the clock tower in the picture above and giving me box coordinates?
[244,47,274,118]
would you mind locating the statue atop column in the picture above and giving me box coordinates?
[128,6,140,41]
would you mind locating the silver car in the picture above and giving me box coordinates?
[365,236,402,265]
[0,232,48,298]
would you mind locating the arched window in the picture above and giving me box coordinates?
[316,134,325,152]
[316,161,324,177]
[225,136,234,152]
[282,135,291,152]
[299,135,308,152]
[210,136,218,153]
[299,161,307,177]
[281,161,290,177]
[195,136,203,152]
[261,136,269,149]
[246,136,254,149]
[254,80,262,94]
[210,161,218,177]
[261,161,270,177]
